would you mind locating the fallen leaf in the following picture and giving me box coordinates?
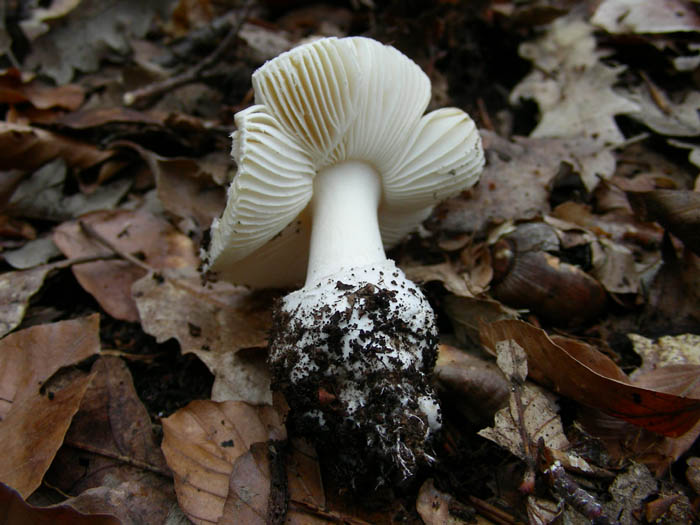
[687,457,700,495]
[0,371,94,498]
[45,356,170,495]
[433,132,616,236]
[161,399,286,525]
[0,68,84,110]
[286,439,327,523]
[0,315,100,496]
[25,0,174,84]
[623,84,700,137]
[629,333,700,371]
[479,377,569,460]
[480,320,700,437]
[0,482,120,525]
[0,264,54,338]
[592,0,700,34]
[62,478,179,525]
[0,314,100,419]
[510,14,639,148]
[603,463,657,524]
[435,344,510,427]
[53,209,198,321]
[133,267,274,404]
[627,189,700,255]
[0,122,112,171]
[221,442,272,525]
[444,295,517,347]
[404,262,481,297]
[3,236,61,269]
[8,158,131,222]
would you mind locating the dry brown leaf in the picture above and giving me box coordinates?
[0,372,94,498]
[435,344,510,427]
[0,122,111,172]
[133,267,274,404]
[0,68,84,110]
[444,295,518,347]
[286,439,327,523]
[0,264,54,338]
[0,315,100,497]
[479,381,569,460]
[0,314,100,419]
[45,356,169,495]
[592,0,700,34]
[404,262,481,297]
[221,442,271,525]
[53,209,198,321]
[642,245,700,334]
[510,14,639,149]
[480,320,700,437]
[0,482,120,525]
[627,189,700,255]
[434,132,616,236]
[161,400,286,525]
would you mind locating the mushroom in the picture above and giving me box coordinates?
[205,36,484,487]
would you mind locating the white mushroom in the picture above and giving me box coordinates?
[205,36,484,487]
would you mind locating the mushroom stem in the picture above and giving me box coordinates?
[306,161,385,286]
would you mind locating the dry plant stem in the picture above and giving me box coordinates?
[467,495,523,525]
[123,0,255,107]
[64,440,173,478]
[288,500,374,525]
[78,220,155,273]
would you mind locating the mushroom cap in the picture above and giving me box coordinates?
[206,36,484,287]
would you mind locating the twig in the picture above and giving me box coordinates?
[78,220,155,273]
[466,495,523,525]
[288,500,374,525]
[64,440,173,479]
[123,0,255,106]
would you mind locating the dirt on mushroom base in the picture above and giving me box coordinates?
[268,264,441,497]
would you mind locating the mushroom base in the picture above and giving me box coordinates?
[269,261,441,490]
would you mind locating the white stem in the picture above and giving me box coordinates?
[306,161,386,286]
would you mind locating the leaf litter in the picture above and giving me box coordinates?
[0,1,699,524]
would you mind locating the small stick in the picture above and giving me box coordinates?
[78,220,155,273]
[123,0,255,106]
[64,440,173,478]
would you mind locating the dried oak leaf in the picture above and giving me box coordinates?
[133,267,274,404]
[510,14,638,149]
[629,333,700,371]
[479,340,569,460]
[480,320,700,437]
[0,122,111,172]
[53,209,198,322]
[25,0,174,84]
[433,131,615,235]
[161,400,286,525]
[0,482,119,525]
[592,0,700,34]
[0,315,100,497]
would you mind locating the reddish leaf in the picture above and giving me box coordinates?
[480,320,700,437]
[0,482,120,525]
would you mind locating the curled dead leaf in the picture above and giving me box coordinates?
[480,320,700,437]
